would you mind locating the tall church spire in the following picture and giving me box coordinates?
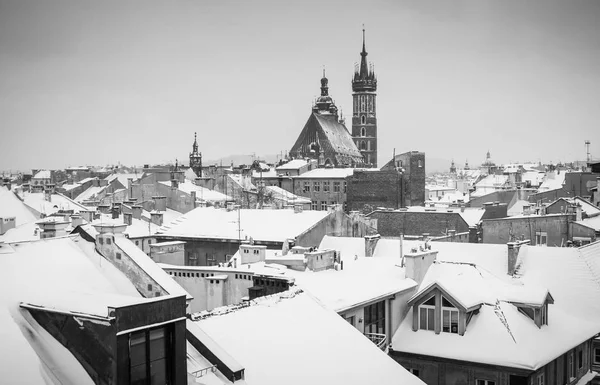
[360,26,369,79]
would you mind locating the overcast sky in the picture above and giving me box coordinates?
[1,0,599,171]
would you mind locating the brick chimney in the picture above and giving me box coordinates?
[191,191,197,208]
[404,248,438,285]
[132,205,143,220]
[507,240,530,276]
[151,212,163,226]
[575,204,582,222]
[364,234,380,258]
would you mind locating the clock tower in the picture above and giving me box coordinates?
[351,28,378,167]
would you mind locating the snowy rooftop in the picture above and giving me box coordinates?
[104,173,140,187]
[538,171,566,191]
[265,186,311,204]
[90,214,160,238]
[577,215,600,231]
[192,289,425,385]
[0,236,144,384]
[293,167,355,179]
[275,159,309,170]
[157,207,330,243]
[32,170,51,179]
[74,185,107,202]
[0,186,37,226]
[388,240,600,370]
[20,192,88,215]
[384,206,487,227]
[158,180,230,202]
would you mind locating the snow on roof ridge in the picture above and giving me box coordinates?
[190,288,304,321]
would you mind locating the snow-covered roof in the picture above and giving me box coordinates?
[90,215,160,239]
[157,207,330,243]
[400,206,486,227]
[20,192,88,215]
[104,173,140,187]
[293,168,355,179]
[577,215,600,231]
[554,197,600,217]
[32,170,51,179]
[0,187,37,226]
[508,200,530,216]
[474,174,509,189]
[276,159,309,170]
[192,289,425,385]
[538,171,566,192]
[0,236,144,383]
[389,240,600,370]
[158,180,230,202]
[141,208,183,227]
[74,185,107,202]
[265,186,311,205]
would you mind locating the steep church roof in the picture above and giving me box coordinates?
[290,112,364,167]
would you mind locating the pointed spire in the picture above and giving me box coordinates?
[320,66,329,96]
[359,25,369,79]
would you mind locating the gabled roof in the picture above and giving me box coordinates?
[290,113,363,166]
[32,170,51,179]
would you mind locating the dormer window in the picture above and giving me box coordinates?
[418,296,435,331]
[442,296,459,334]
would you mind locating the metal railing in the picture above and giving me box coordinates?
[191,365,217,378]
[365,333,387,351]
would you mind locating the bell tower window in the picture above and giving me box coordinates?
[361,115,366,125]
[361,127,366,137]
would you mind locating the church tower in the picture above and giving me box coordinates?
[189,132,202,177]
[351,27,378,167]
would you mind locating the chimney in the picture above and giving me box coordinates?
[80,210,94,223]
[522,203,531,216]
[44,190,52,202]
[99,179,108,187]
[575,204,582,222]
[191,191,197,208]
[448,229,456,241]
[111,206,119,219]
[123,212,133,226]
[364,234,380,258]
[294,204,304,214]
[132,205,143,220]
[171,179,179,189]
[70,214,83,228]
[404,248,438,285]
[507,240,530,275]
[152,196,167,212]
[151,212,163,226]
[460,204,465,213]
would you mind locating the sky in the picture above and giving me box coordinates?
[1,0,599,172]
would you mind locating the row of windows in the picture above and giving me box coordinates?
[169,271,215,278]
[255,279,287,288]
[311,201,339,211]
[358,140,372,151]
[235,274,252,281]
[354,95,375,114]
[242,249,260,255]
[303,181,346,193]
[418,296,459,334]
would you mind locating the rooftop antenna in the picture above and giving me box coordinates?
[585,140,591,162]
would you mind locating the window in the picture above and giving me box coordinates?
[418,296,435,331]
[361,115,366,124]
[313,181,320,192]
[537,374,544,385]
[541,305,547,325]
[360,141,366,151]
[321,201,327,211]
[594,348,600,364]
[311,201,318,210]
[364,300,385,335]
[303,181,310,193]
[476,380,495,385]
[535,231,547,246]
[409,368,420,377]
[147,284,152,291]
[578,349,583,369]
[361,127,366,137]
[253,249,259,254]
[129,326,171,385]
[135,240,139,246]
[116,252,122,260]
[333,181,340,192]
[569,352,575,380]
[442,296,459,334]
[343,181,347,193]
[360,96,366,113]
[243,249,249,254]
[323,182,330,192]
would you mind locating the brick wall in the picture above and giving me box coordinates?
[367,210,470,237]
[346,170,402,213]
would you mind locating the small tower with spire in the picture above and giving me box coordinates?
[351,26,378,167]
[450,159,457,174]
[189,132,202,178]
[312,67,339,117]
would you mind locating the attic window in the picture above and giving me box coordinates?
[418,296,435,331]
[442,296,459,334]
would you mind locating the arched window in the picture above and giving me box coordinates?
[360,141,366,151]
[361,127,366,137]
[361,115,366,125]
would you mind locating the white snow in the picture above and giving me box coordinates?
[193,290,425,385]
[158,180,230,202]
[20,192,88,215]
[157,206,330,243]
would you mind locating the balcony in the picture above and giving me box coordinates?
[365,332,387,352]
